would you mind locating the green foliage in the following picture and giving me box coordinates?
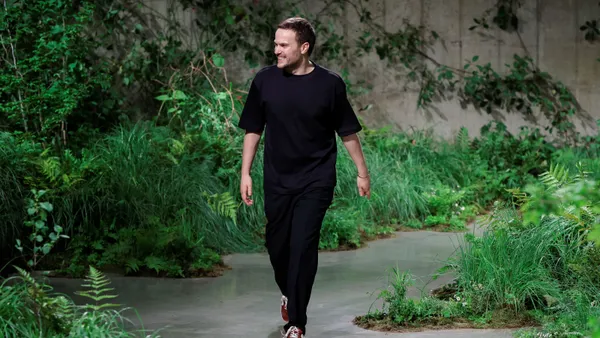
[319,198,393,250]
[203,191,239,226]
[0,266,161,337]
[461,55,579,136]
[358,156,600,335]
[0,266,74,336]
[420,185,474,230]
[0,0,112,145]
[341,0,584,138]
[15,189,69,269]
[48,123,248,278]
[320,202,364,250]
[356,268,466,328]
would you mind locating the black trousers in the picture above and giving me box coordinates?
[264,186,334,333]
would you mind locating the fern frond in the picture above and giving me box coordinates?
[539,162,571,191]
[506,187,529,206]
[144,256,170,274]
[579,205,595,227]
[573,161,592,182]
[203,191,238,224]
[562,204,596,231]
[39,156,62,184]
[75,266,120,311]
[14,266,38,287]
[455,127,470,151]
[562,205,585,227]
[477,212,495,228]
[478,200,521,230]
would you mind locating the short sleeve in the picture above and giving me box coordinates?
[238,79,265,133]
[333,78,363,137]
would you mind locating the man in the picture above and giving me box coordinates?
[238,17,370,338]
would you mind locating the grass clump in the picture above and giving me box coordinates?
[356,162,600,336]
[0,266,160,338]
[50,123,251,278]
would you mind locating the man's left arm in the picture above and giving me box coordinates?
[341,133,370,198]
[333,76,371,198]
[341,133,369,178]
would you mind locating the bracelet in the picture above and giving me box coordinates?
[357,173,369,179]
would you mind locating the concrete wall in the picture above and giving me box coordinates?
[146,0,600,139]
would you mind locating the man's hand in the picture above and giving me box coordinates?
[357,175,371,199]
[240,174,253,206]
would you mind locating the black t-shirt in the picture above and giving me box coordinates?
[238,62,362,195]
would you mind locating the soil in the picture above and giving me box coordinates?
[353,275,540,334]
[353,308,539,333]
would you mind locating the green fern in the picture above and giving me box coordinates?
[538,161,591,193]
[144,256,170,274]
[539,162,571,191]
[455,126,470,151]
[38,153,62,185]
[35,148,94,191]
[14,266,75,332]
[203,191,238,224]
[561,205,596,231]
[506,187,529,206]
[14,266,37,286]
[573,161,591,182]
[125,258,141,275]
[534,162,597,231]
[75,266,120,311]
[478,200,521,230]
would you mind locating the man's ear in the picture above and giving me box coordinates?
[301,42,310,55]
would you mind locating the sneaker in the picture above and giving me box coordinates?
[281,295,289,322]
[283,326,304,338]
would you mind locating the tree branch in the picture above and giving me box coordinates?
[3,0,28,133]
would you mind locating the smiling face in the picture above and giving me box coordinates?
[274,28,309,70]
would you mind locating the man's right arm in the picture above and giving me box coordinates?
[238,75,265,206]
[241,131,262,177]
[239,131,261,206]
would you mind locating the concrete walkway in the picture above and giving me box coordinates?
[48,227,515,337]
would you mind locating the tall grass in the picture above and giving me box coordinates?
[88,123,260,252]
[334,127,475,228]
[452,217,590,314]
[43,123,267,277]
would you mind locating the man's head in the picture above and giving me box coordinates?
[274,17,316,70]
